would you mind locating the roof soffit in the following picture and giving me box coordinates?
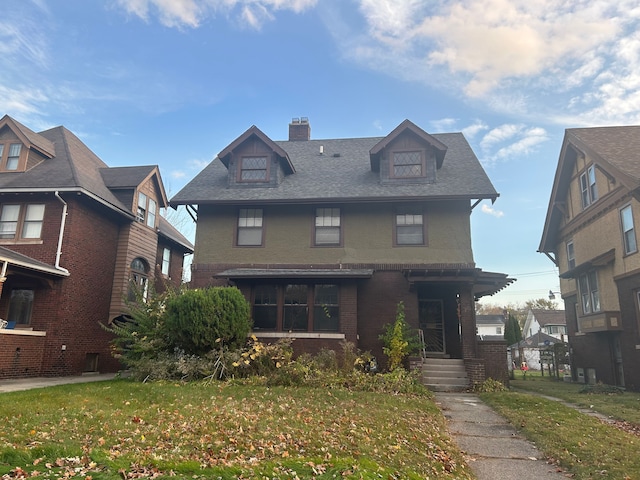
[218,125,295,175]
[369,119,448,171]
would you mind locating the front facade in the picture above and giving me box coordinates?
[172,118,512,383]
[540,126,640,390]
[0,115,192,378]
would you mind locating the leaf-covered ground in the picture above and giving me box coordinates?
[0,380,473,479]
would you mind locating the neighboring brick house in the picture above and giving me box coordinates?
[539,126,640,390]
[522,309,567,341]
[171,118,512,384]
[0,115,193,378]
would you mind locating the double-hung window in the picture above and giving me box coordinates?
[621,205,637,255]
[283,284,308,331]
[161,247,171,276]
[315,207,340,245]
[580,165,598,209]
[253,285,278,330]
[395,209,424,245]
[566,240,575,270]
[136,192,157,228]
[0,143,22,171]
[0,204,45,240]
[578,270,600,314]
[237,208,263,246]
[314,284,339,331]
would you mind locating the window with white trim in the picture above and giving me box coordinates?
[136,192,157,228]
[621,205,637,255]
[161,247,171,276]
[578,270,600,314]
[0,203,45,240]
[580,165,598,209]
[237,208,263,246]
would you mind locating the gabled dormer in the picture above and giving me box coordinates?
[218,125,295,188]
[0,115,55,173]
[100,165,168,230]
[369,119,447,185]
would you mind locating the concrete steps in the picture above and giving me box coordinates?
[420,358,470,392]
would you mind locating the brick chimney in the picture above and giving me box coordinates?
[289,117,310,141]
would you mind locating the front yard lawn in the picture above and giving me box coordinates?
[0,379,473,479]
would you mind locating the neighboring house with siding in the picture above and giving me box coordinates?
[539,126,640,390]
[522,309,567,341]
[0,115,193,378]
[171,118,513,384]
[476,314,505,341]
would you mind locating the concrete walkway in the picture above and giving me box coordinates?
[0,373,118,393]
[435,393,570,479]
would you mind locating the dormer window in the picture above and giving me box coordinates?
[136,192,157,228]
[392,151,424,178]
[580,165,597,209]
[239,156,269,182]
[0,143,22,171]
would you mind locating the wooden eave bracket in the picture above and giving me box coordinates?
[542,251,558,267]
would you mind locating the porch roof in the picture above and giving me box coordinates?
[215,268,374,279]
[0,247,69,277]
[403,267,514,298]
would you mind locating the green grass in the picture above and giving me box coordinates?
[510,373,640,424]
[0,379,474,479]
[480,375,640,479]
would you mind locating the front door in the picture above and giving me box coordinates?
[419,299,445,355]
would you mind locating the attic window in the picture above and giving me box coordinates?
[392,151,424,178]
[239,156,269,182]
[0,143,22,171]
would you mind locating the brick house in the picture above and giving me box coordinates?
[0,115,193,378]
[171,118,512,384]
[539,126,640,390]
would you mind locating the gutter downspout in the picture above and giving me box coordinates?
[54,191,70,275]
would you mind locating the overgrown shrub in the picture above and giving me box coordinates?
[163,287,251,355]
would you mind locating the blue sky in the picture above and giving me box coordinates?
[3,0,640,307]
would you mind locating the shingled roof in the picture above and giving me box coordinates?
[171,122,498,205]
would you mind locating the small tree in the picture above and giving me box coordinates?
[380,302,420,371]
[163,286,251,356]
[504,313,522,346]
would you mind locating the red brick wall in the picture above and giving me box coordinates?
[478,340,509,386]
[0,333,46,378]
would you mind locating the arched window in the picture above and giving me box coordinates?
[128,257,149,302]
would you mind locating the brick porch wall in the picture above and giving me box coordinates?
[0,332,46,378]
[478,340,509,386]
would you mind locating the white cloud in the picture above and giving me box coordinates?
[430,118,457,132]
[482,203,504,218]
[477,124,549,166]
[114,0,317,29]
[461,120,488,139]
[323,1,640,126]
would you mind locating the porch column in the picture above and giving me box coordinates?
[459,284,477,359]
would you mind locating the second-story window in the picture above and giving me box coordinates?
[566,240,575,269]
[392,151,424,178]
[237,208,263,246]
[240,156,268,182]
[621,205,637,255]
[395,209,424,245]
[0,204,45,240]
[580,165,598,209]
[315,207,341,245]
[136,192,157,228]
[578,270,600,314]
